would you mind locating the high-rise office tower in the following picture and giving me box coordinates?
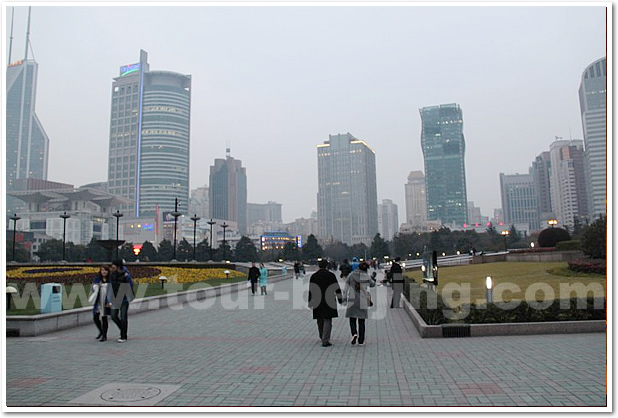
[378,199,399,241]
[499,172,540,232]
[209,150,248,234]
[404,171,427,228]
[549,139,588,231]
[107,50,191,217]
[6,9,49,217]
[317,133,378,245]
[247,202,283,225]
[579,57,607,219]
[420,104,468,226]
[531,151,553,223]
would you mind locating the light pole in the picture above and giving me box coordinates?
[113,210,123,260]
[501,230,510,252]
[171,198,182,261]
[60,212,71,261]
[190,214,201,261]
[9,214,21,262]
[207,219,216,261]
[221,222,229,261]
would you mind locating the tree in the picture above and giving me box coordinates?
[85,238,109,262]
[235,236,259,262]
[157,239,174,261]
[324,241,350,262]
[370,233,390,259]
[35,239,64,261]
[119,242,136,262]
[6,239,30,262]
[282,241,300,261]
[195,239,210,261]
[177,238,193,261]
[581,216,606,259]
[538,227,571,248]
[349,243,369,260]
[139,241,158,262]
[301,234,323,261]
[66,243,86,262]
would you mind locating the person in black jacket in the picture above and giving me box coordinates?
[389,257,404,308]
[110,259,134,343]
[308,259,343,347]
[247,262,260,296]
[339,259,352,279]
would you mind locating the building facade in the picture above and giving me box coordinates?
[549,139,588,231]
[420,104,468,226]
[209,151,248,235]
[317,133,378,245]
[404,170,427,229]
[107,50,191,218]
[579,57,607,219]
[531,151,553,223]
[499,172,540,232]
[248,201,283,225]
[378,199,399,241]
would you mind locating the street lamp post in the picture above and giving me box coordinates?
[207,219,216,261]
[9,214,21,262]
[190,214,201,261]
[501,230,510,252]
[112,210,124,260]
[548,219,558,228]
[171,198,182,261]
[221,222,229,261]
[60,212,71,261]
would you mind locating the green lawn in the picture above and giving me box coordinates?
[405,261,606,306]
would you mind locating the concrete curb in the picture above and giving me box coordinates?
[6,274,290,337]
[401,294,606,338]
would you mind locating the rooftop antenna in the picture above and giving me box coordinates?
[24,6,31,61]
[569,126,572,140]
[8,7,15,64]
[226,141,231,158]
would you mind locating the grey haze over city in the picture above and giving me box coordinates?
[3,3,607,224]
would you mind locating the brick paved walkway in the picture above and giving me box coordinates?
[4,271,607,408]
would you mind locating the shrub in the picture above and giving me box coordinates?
[568,258,606,275]
[538,227,571,248]
[581,216,606,259]
[555,240,581,251]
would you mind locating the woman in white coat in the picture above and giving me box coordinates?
[344,262,376,346]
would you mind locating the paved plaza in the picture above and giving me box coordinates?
[4,271,608,409]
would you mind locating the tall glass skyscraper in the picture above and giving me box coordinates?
[420,104,468,226]
[208,151,248,235]
[6,58,50,216]
[578,57,606,219]
[107,50,191,217]
[317,133,378,245]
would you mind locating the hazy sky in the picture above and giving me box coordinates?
[3,3,607,224]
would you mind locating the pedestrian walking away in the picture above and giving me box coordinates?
[248,262,260,296]
[308,259,343,347]
[259,262,268,295]
[339,258,352,280]
[344,262,376,346]
[293,261,301,280]
[389,257,404,308]
[89,265,113,342]
[110,259,134,343]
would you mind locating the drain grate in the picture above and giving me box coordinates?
[69,383,181,406]
[101,387,162,402]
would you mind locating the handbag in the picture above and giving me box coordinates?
[246,281,252,288]
[88,284,99,304]
[365,290,374,307]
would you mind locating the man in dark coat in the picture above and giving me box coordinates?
[247,262,260,296]
[110,259,134,343]
[308,259,343,347]
[389,257,404,308]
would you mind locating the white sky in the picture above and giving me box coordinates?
[3,2,608,223]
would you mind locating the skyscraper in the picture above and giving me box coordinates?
[317,133,378,245]
[404,171,427,228]
[107,50,191,217]
[549,139,588,231]
[499,172,540,233]
[531,151,552,222]
[378,199,399,241]
[579,57,607,219]
[420,104,468,226]
[209,150,248,235]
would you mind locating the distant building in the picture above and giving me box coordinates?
[378,199,399,241]
[317,133,378,245]
[248,201,282,225]
[531,151,553,223]
[80,181,109,192]
[499,172,540,233]
[209,150,248,234]
[467,202,483,226]
[404,171,427,228]
[579,57,607,218]
[260,232,301,251]
[107,50,191,218]
[420,104,468,226]
[284,217,318,244]
[189,185,209,219]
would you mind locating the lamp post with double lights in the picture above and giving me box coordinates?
[501,230,510,252]
[171,198,182,261]
[548,219,558,228]
[207,219,216,261]
[190,214,201,261]
[60,211,71,261]
[9,213,21,262]
[113,210,123,259]
[221,222,229,261]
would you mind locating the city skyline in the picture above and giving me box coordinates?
[2,4,608,223]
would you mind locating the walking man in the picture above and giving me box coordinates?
[389,257,404,308]
[308,259,343,347]
[247,262,260,296]
[110,259,134,342]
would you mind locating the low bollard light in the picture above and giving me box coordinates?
[159,276,168,289]
[224,270,230,279]
[485,276,493,304]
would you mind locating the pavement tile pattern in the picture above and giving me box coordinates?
[5,270,607,408]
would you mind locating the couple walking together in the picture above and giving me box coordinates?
[308,259,376,347]
[90,259,134,342]
[247,262,268,295]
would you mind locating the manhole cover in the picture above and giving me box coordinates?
[100,387,162,402]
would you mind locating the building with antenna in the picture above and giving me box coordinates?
[107,50,192,218]
[6,7,50,218]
